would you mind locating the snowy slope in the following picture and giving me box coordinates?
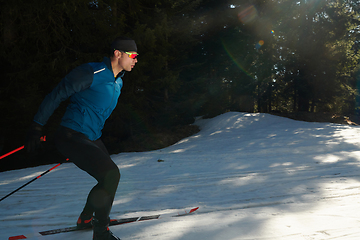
[1,112,360,239]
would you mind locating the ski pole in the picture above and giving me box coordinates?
[0,157,69,202]
[0,136,46,160]
[0,146,24,160]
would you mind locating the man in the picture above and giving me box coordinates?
[25,37,138,240]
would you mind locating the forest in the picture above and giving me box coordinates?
[1,0,359,171]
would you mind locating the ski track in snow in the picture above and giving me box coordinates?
[1,112,360,239]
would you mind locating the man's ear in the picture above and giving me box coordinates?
[114,50,122,59]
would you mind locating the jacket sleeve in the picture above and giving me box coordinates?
[33,63,94,126]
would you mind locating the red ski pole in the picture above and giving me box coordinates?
[0,136,46,160]
[0,158,69,202]
[0,146,24,160]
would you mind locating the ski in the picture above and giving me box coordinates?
[9,207,199,239]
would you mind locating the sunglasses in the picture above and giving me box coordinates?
[125,52,138,59]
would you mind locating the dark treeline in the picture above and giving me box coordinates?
[1,0,359,171]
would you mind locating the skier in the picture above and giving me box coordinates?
[24,36,139,240]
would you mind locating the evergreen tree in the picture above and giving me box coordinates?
[106,0,203,132]
[0,0,127,170]
[274,0,360,113]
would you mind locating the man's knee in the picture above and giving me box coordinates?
[102,167,120,193]
[111,167,121,183]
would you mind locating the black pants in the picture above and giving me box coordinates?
[54,126,120,223]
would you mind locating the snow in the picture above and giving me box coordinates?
[1,112,360,239]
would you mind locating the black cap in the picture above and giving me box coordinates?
[111,37,137,53]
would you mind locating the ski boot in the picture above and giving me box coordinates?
[76,212,93,229]
[93,217,121,240]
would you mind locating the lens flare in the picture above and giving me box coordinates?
[255,40,265,49]
[222,39,255,79]
[238,5,258,24]
[271,30,275,34]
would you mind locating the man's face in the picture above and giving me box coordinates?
[118,51,138,72]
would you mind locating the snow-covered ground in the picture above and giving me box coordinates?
[1,112,360,239]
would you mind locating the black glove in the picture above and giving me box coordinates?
[25,121,44,153]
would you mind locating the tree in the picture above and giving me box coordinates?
[274,0,359,113]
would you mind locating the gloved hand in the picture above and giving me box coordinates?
[25,122,44,153]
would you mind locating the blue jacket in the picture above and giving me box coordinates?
[34,57,124,141]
